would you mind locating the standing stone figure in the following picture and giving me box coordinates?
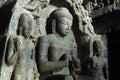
[37,8,80,80]
[87,40,109,80]
[5,14,39,80]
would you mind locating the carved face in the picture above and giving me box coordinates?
[82,16,92,24]
[18,15,32,38]
[56,17,72,37]
[22,22,32,38]
[39,0,50,8]
[93,41,103,57]
[79,0,83,4]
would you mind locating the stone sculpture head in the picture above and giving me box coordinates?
[93,40,103,57]
[82,16,92,24]
[52,8,73,37]
[18,14,33,38]
[39,0,50,8]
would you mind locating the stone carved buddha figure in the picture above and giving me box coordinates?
[37,8,80,80]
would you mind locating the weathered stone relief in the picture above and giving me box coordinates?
[6,14,39,80]
[86,40,109,80]
[37,8,80,80]
[0,0,110,80]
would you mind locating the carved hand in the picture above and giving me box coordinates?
[59,54,72,67]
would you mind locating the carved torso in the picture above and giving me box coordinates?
[16,36,34,67]
[39,34,75,61]
[11,36,35,80]
[38,34,77,79]
[90,56,107,80]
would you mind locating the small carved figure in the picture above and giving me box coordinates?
[84,0,98,13]
[37,8,80,80]
[30,0,51,43]
[13,0,41,17]
[5,14,39,80]
[87,40,109,80]
[13,0,51,17]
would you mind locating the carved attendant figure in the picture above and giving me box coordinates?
[88,40,109,80]
[37,8,80,80]
[5,14,39,80]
